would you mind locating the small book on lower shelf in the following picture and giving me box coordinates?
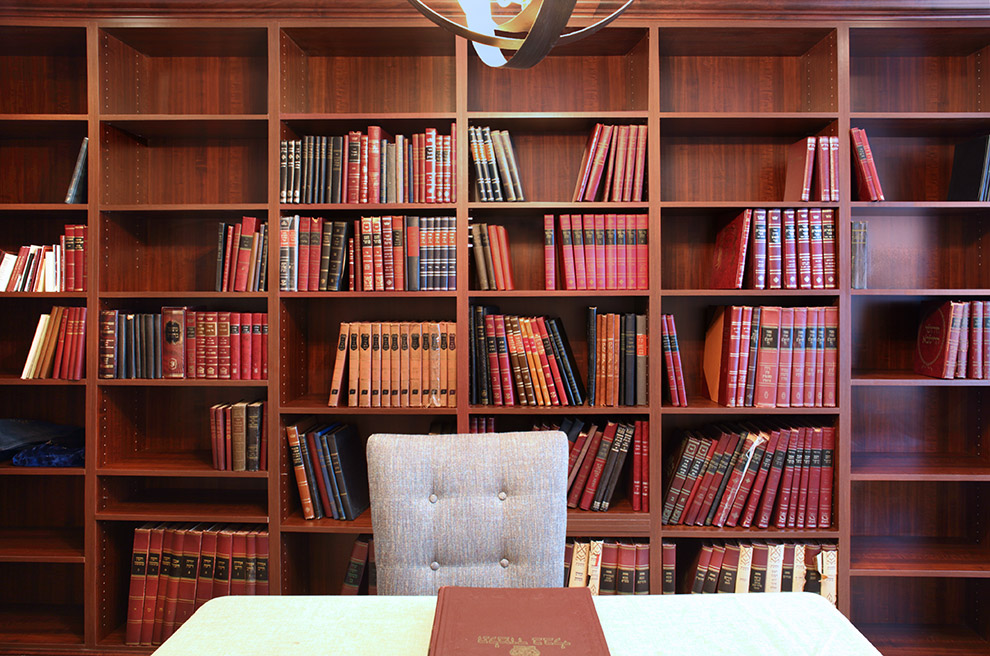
[564,539,651,596]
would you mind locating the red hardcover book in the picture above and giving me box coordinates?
[368,126,388,204]
[710,209,752,289]
[139,525,165,646]
[803,308,819,407]
[796,209,812,289]
[570,216,587,291]
[631,124,648,202]
[285,421,316,519]
[667,314,689,407]
[584,124,615,202]
[256,530,269,595]
[220,223,235,291]
[228,312,241,379]
[544,214,556,290]
[173,526,202,628]
[233,216,257,292]
[424,127,438,203]
[217,311,231,379]
[194,526,218,610]
[494,316,516,406]
[210,528,232,601]
[740,429,782,528]
[78,224,88,291]
[806,427,824,529]
[495,225,514,291]
[529,318,559,405]
[914,300,964,378]
[308,216,323,291]
[203,311,219,379]
[754,306,781,407]
[610,125,630,202]
[782,209,798,289]
[251,312,263,379]
[850,127,878,201]
[858,127,885,201]
[160,526,187,641]
[572,124,603,202]
[621,126,637,202]
[822,209,836,289]
[972,301,985,379]
[381,215,395,290]
[184,310,197,379]
[783,136,816,201]
[823,306,838,406]
[772,428,801,527]
[229,530,248,596]
[581,214,597,290]
[767,209,783,289]
[829,135,840,201]
[558,214,577,290]
[660,315,679,406]
[635,214,648,290]
[5,246,29,291]
[814,135,831,201]
[579,421,619,510]
[819,426,835,527]
[809,209,825,289]
[51,305,71,380]
[957,302,971,379]
[792,427,812,528]
[681,432,729,526]
[748,209,767,289]
[236,313,250,380]
[567,422,605,508]
[604,213,617,289]
[814,307,826,407]
[759,428,795,529]
[735,306,753,407]
[631,421,642,512]
[371,215,385,291]
[593,214,607,290]
[125,524,152,645]
[724,432,770,527]
[160,307,185,379]
[359,134,370,203]
[790,307,807,406]
[671,435,715,526]
[640,420,650,511]
[72,306,87,381]
[661,435,698,523]
[983,301,990,379]
[713,305,743,407]
[776,308,794,407]
[483,314,503,406]
[150,527,174,645]
[713,431,764,527]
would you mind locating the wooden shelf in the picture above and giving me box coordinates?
[0,603,84,646]
[852,371,990,386]
[97,378,267,387]
[0,376,85,386]
[469,405,648,416]
[662,396,840,414]
[280,291,457,299]
[0,463,84,476]
[96,498,268,523]
[280,510,372,534]
[852,454,990,482]
[0,292,88,299]
[98,452,268,479]
[661,289,839,297]
[0,529,84,563]
[662,526,839,539]
[282,397,457,416]
[857,623,990,656]
[566,501,650,537]
[279,202,456,211]
[851,537,990,577]
[469,290,649,299]
[852,289,990,297]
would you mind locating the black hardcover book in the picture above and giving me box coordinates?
[743,307,762,407]
[468,304,477,405]
[125,314,136,379]
[116,313,126,379]
[624,313,637,406]
[546,316,585,405]
[153,314,162,379]
[405,215,420,291]
[317,136,328,205]
[947,134,990,201]
[279,140,288,203]
[245,402,262,471]
[215,223,228,292]
[328,221,350,292]
[586,306,598,405]
[329,136,342,203]
[327,424,370,521]
[258,223,269,292]
[705,429,748,526]
[301,136,310,204]
[318,221,333,291]
[293,139,303,203]
[64,136,88,204]
[618,314,626,405]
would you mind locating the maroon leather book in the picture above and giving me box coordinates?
[803,309,819,408]
[809,209,825,289]
[792,427,812,528]
[139,525,165,646]
[806,427,824,529]
[770,428,800,528]
[970,300,984,379]
[956,302,971,378]
[674,435,716,525]
[578,421,618,510]
[782,209,798,289]
[125,524,152,645]
[777,308,794,407]
[748,209,767,289]
[194,526,219,610]
[725,433,770,527]
[783,136,816,202]
[233,216,257,292]
[661,435,699,523]
[568,424,605,508]
[823,306,838,407]
[734,306,753,407]
[740,429,782,528]
[819,426,836,527]
[822,209,836,289]
[814,136,831,201]
[666,314,689,406]
[683,432,733,526]
[173,525,203,629]
[914,300,964,379]
[796,209,812,289]
[660,315,679,406]
[429,587,610,655]
[766,209,783,289]
[754,306,781,408]
[710,209,752,289]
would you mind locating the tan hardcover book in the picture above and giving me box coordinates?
[518,317,544,405]
[230,401,248,471]
[371,322,382,407]
[419,322,431,407]
[445,321,457,407]
[568,541,590,587]
[522,318,550,405]
[389,323,401,407]
[735,543,753,593]
[508,316,536,406]
[358,322,372,407]
[380,322,392,408]
[437,321,449,407]
[819,544,838,605]
[793,544,807,591]
[328,322,350,406]
[400,323,411,407]
[409,322,423,407]
[35,305,64,378]
[429,322,442,408]
[595,313,606,406]
[347,323,360,407]
[586,539,604,595]
[22,313,50,379]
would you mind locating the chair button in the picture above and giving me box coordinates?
[429,494,438,503]
[430,561,440,571]
[499,558,509,568]
[497,491,507,500]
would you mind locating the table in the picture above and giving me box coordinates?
[153,592,880,655]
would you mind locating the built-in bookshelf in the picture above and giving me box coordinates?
[1,4,989,655]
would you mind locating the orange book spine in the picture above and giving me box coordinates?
[286,423,316,519]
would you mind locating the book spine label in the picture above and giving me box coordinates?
[809,209,825,289]
[797,209,812,289]
[161,307,185,378]
[754,306,781,407]
[749,209,767,289]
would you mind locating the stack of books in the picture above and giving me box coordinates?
[587,308,647,407]
[783,135,839,202]
[0,224,87,292]
[208,401,267,472]
[572,123,648,202]
[284,420,369,521]
[469,221,514,290]
[564,419,648,513]
[215,216,267,292]
[548,213,649,291]
[468,126,524,202]
[564,539,650,594]
[914,299,990,379]
[21,306,87,380]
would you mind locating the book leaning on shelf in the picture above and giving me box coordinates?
[572,123,648,202]
[710,208,837,290]
[661,422,835,530]
[586,308,647,407]
[99,308,268,380]
[215,216,267,292]
[209,401,267,472]
[0,224,87,292]
[564,539,650,595]
[280,125,455,205]
[557,418,648,513]
[469,220,514,291]
[914,299,990,379]
[783,135,839,202]
[21,306,87,380]
[468,125,524,202]
[682,540,837,605]
[548,213,648,291]
[850,127,885,201]
[279,215,455,291]
[326,321,456,408]
[125,523,269,646]
[284,420,370,521]
[703,305,838,408]
[469,305,584,407]
[64,136,88,204]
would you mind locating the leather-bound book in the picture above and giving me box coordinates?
[125,523,152,645]
[139,524,165,646]
[783,136,816,202]
[914,300,964,379]
[428,586,610,656]
[661,542,676,594]
[710,209,752,289]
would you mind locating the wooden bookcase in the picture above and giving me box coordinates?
[0,4,988,654]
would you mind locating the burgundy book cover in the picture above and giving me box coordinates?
[957,301,971,378]
[595,214,607,290]
[173,526,203,628]
[702,544,726,594]
[559,214,577,290]
[212,529,233,598]
[725,434,769,527]
[631,421,642,511]
[766,209,783,289]
[660,315,679,406]
[709,209,752,289]
[850,127,879,201]
[568,424,605,508]
[770,428,800,528]
[790,308,808,406]
[661,435,698,523]
[581,214,597,290]
[803,309,819,408]
[740,429,782,528]
[777,308,795,407]
[806,427,824,529]
[712,432,764,527]
[428,587,610,655]
[983,301,990,379]
[609,125,630,203]
[604,213,618,290]
[796,209,812,289]
[859,128,885,200]
[572,124,603,202]
[239,314,252,380]
[160,526,188,641]
[184,310,197,379]
[823,306,838,406]
[756,427,793,529]
[690,544,713,594]
[578,421,618,510]
[483,315,503,406]
[734,306,753,407]
[382,215,394,290]
[572,216,588,291]
[615,213,627,289]
[661,542,675,594]
[139,525,164,646]
[229,312,241,379]
[792,427,812,528]
[782,209,798,288]
[809,208,825,289]
[150,527,174,645]
[584,124,615,202]
[783,135,816,201]
[748,209,767,289]
[125,524,151,645]
[229,530,248,596]
[754,306,781,408]
[635,214,648,289]
[256,530,269,595]
[666,314,689,406]
[233,215,257,292]
[544,214,556,290]
[194,526,218,610]
[309,217,324,291]
[252,312,264,379]
[822,209,836,288]
[673,436,715,525]
[814,135,831,201]
[683,433,731,527]
[814,307,827,407]
[970,301,984,379]
[819,426,836,527]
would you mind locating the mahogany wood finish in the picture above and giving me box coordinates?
[0,2,989,654]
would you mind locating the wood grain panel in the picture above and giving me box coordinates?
[852,577,989,642]
[0,563,83,608]
[0,478,83,530]
[0,126,89,203]
[850,296,930,373]
[851,480,985,540]
[0,299,87,377]
[0,27,87,114]
[279,533,365,595]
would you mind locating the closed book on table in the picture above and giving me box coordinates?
[428,586,610,655]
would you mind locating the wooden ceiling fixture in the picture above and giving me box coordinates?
[406,0,634,68]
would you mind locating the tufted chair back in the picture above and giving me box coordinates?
[367,430,568,595]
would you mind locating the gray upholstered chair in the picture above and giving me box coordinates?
[367,430,568,595]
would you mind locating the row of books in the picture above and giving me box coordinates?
[21,306,87,380]
[549,214,649,291]
[279,215,456,292]
[468,416,496,433]
[469,306,584,407]
[587,310,647,407]
[704,305,838,408]
[563,418,648,513]
[684,541,837,604]
[783,135,840,202]
[341,535,377,594]
[279,126,455,205]
[711,208,837,290]
[98,308,269,380]
[285,420,370,521]
[208,401,267,472]
[469,221,515,291]
[850,127,885,202]
[327,322,457,408]
[214,216,268,292]
[663,423,835,530]
[125,523,269,646]
[573,123,648,203]
[1,225,88,292]
[564,539,650,595]
[660,314,688,407]
[469,126,525,202]
[914,299,990,379]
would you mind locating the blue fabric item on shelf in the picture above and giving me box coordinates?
[0,418,84,462]
[12,440,85,467]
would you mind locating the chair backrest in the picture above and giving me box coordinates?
[367,430,568,595]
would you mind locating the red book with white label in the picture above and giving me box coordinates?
[790,307,807,407]
[809,209,825,289]
[748,209,767,289]
[796,209,812,289]
[558,214,577,290]
[782,209,798,289]
[544,214,556,290]
[767,209,783,289]
[776,308,794,407]
[635,214,648,290]
[754,306,781,408]
[581,214,597,290]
